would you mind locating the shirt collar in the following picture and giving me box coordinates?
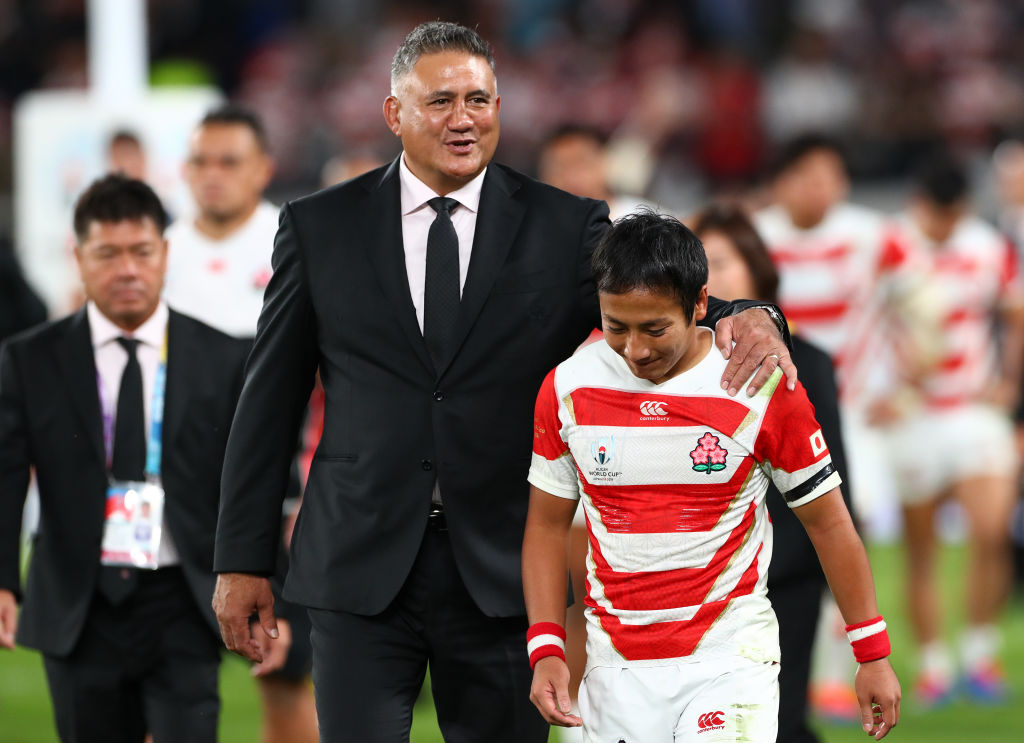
[399,153,486,217]
[87,300,169,350]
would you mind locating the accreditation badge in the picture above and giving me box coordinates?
[99,481,165,569]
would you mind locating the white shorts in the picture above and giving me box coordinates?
[887,404,1018,505]
[578,657,779,743]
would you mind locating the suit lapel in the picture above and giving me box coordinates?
[58,309,105,466]
[362,159,435,375]
[162,311,191,463]
[435,165,524,377]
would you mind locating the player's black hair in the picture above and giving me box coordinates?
[108,129,141,148]
[770,132,846,177]
[200,103,269,152]
[391,22,496,92]
[915,154,969,207]
[592,209,708,322]
[73,173,168,242]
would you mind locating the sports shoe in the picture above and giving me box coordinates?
[810,681,860,723]
[913,673,954,709]
[961,661,1008,704]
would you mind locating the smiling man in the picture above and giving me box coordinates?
[211,22,794,743]
[523,211,900,743]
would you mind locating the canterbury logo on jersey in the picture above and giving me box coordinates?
[639,401,668,416]
[697,710,725,733]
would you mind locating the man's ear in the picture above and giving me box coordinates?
[694,285,709,322]
[383,96,401,137]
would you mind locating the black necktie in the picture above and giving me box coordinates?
[424,197,461,369]
[112,337,146,481]
[99,337,144,604]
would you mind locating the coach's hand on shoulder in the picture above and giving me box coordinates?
[855,657,901,740]
[0,589,17,649]
[715,308,797,397]
[529,656,582,728]
[212,573,278,664]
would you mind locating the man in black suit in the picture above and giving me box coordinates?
[213,22,795,743]
[0,175,256,742]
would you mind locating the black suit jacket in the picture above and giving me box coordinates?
[215,159,754,618]
[766,334,852,586]
[0,308,249,656]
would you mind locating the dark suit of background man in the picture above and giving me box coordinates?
[212,21,795,743]
[0,175,253,742]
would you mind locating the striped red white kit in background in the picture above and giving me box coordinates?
[528,330,841,671]
[754,203,915,413]
[896,214,1024,410]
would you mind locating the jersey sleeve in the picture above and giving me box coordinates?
[527,368,580,501]
[753,377,842,508]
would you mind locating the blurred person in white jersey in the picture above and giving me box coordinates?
[523,210,900,743]
[753,134,936,720]
[163,105,279,340]
[163,104,318,743]
[886,156,1024,707]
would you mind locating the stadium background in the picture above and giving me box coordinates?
[1,0,1024,741]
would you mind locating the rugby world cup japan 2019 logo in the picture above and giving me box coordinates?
[592,436,615,465]
[690,432,728,474]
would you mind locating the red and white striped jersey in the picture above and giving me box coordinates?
[897,214,1024,409]
[528,331,841,669]
[754,203,913,411]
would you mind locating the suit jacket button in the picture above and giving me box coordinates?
[433,390,444,401]
[421,459,433,471]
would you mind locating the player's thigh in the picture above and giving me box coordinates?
[675,658,779,743]
[308,606,427,743]
[578,665,679,743]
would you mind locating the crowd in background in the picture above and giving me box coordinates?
[3,0,1024,215]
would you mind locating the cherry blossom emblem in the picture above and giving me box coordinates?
[690,432,728,474]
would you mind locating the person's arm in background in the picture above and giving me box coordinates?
[0,341,33,649]
[213,204,319,664]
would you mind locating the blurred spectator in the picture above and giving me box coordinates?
[0,237,48,345]
[886,155,1023,708]
[994,138,1024,251]
[163,105,277,339]
[536,124,653,220]
[106,130,148,181]
[692,203,850,743]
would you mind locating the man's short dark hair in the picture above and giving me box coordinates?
[199,103,269,152]
[108,129,142,149]
[391,21,495,93]
[73,174,168,243]
[541,124,608,151]
[770,132,845,177]
[915,154,969,207]
[592,209,708,322]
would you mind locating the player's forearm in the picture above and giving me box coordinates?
[998,304,1024,391]
[522,508,572,626]
[796,489,881,625]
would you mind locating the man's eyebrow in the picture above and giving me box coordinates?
[602,313,671,327]
[426,88,492,100]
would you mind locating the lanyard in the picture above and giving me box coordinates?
[97,331,168,480]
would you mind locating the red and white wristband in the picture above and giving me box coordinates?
[845,615,891,663]
[527,622,566,670]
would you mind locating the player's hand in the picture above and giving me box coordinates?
[0,589,18,650]
[212,573,278,663]
[855,658,901,740]
[252,616,292,677]
[715,308,797,397]
[529,656,582,727]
